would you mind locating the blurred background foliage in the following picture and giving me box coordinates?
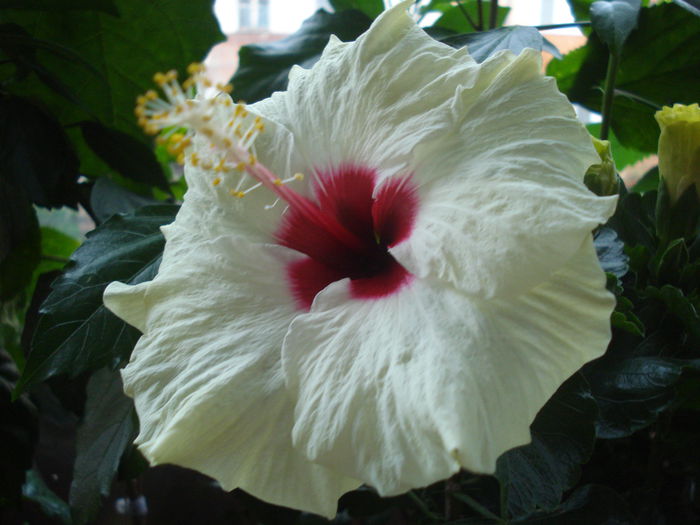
[1,0,700,524]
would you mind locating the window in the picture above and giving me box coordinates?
[238,0,269,29]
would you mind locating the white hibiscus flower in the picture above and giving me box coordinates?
[104,1,617,518]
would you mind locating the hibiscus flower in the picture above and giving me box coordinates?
[104,2,617,517]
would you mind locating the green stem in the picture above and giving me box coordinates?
[476,0,484,31]
[453,493,506,523]
[489,0,498,29]
[599,52,620,141]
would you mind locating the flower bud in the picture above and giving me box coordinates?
[584,137,618,196]
[655,103,700,204]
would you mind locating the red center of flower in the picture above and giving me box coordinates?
[276,164,419,310]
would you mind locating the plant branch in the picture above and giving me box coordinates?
[600,52,620,140]
[453,493,506,523]
[41,255,70,264]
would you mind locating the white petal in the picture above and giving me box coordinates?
[391,49,617,298]
[283,238,612,494]
[250,2,479,178]
[105,235,358,516]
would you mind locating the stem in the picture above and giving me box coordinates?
[476,0,484,31]
[489,0,498,29]
[453,493,505,523]
[407,491,442,521]
[600,52,620,141]
[455,1,479,31]
[536,21,591,30]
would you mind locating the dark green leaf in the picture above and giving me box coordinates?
[513,484,634,524]
[547,3,700,152]
[80,122,170,193]
[440,26,560,63]
[607,190,657,248]
[15,205,178,394]
[645,285,700,345]
[3,0,224,175]
[590,0,641,56]
[595,227,629,278]
[673,0,700,16]
[70,368,137,524]
[433,2,509,33]
[232,9,372,104]
[0,0,119,15]
[630,166,658,194]
[0,179,40,301]
[584,345,700,438]
[496,374,598,518]
[0,94,79,208]
[22,469,71,525]
[0,350,38,507]
[90,177,159,224]
[330,0,384,18]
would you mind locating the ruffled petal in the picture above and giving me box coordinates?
[282,238,612,494]
[250,2,479,178]
[390,48,617,298]
[104,234,359,517]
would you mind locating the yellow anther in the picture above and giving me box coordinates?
[234,104,246,117]
[153,72,167,85]
[201,115,212,122]
[166,70,178,82]
[190,153,200,166]
[202,160,213,170]
[136,95,147,105]
[222,98,232,106]
[134,106,145,117]
[212,177,222,186]
[176,152,185,165]
[138,117,148,128]
[170,133,185,143]
[200,127,213,137]
[248,154,257,165]
[187,62,204,75]
[215,159,226,172]
[255,121,264,131]
[293,173,304,181]
[229,189,245,198]
[235,162,245,171]
[202,78,212,88]
[245,130,254,140]
[223,138,233,148]
[146,90,158,100]
[180,137,191,149]
[156,136,167,145]
[182,77,195,90]
[274,178,283,186]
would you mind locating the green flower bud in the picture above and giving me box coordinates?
[655,103,700,204]
[584,137,618,196]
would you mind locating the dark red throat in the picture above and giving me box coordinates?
[276,164,419,310]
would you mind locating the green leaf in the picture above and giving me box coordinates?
[70,368,137,525]
[496,374,598,518]
[232,9,373,104]
[0,350,38,507]
[330,0,384,18]
[440,26,561,63]
[645,285,700,345]
[0,181,41,301]
[594,227,629,278]
[15,204,178,394]
[37,227,80,275]
[512,485,634,524]
[90,177,159,224]
[80,121,170,193]
[584,342,700,438]
[607,190,657,248]
[630,166,658,194]
[547,3,700,152]
[590,0,641,56]
[3,0,224,175]
[22,469,71,525]
[433,2,509,33]
[586,123,646,171]
[673,0,700,16]
[0,94,79,208]
[0,0,119,15]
